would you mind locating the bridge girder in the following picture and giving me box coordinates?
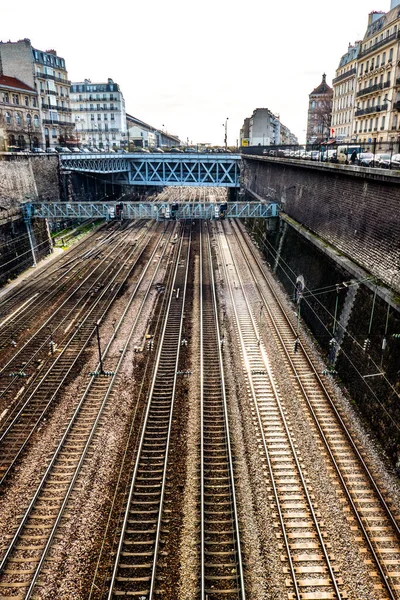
[23,201,280,221]
[60,153,241,187]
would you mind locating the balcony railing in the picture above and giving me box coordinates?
[41,104,71,112]
[356,83,382,97]
[355,103,388,116]
[358,31,400,59]
[76,106,117,111]
[37,72,71,85]
[332,67,357,85]
[383,80,391,89]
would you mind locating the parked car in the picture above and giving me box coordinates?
[55,146,72,153]
[310,150,322,161]
[70,147,80,153]
[357,152,375,167]
[46,147,58,154]
[389,153,400,169]
[80,147,91,153]
[168,147,184,153]
[153,147,164,153]
[374,153,392,168]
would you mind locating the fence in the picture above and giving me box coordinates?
[240,141,400,168]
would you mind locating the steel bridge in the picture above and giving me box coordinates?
[23,201,280,221]
[60,152,241,187]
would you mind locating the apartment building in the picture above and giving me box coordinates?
[331,43,359,142]
[354,2,400,144]
[70,79,126,150]
[0,75,41,151]
[0,39,72,148]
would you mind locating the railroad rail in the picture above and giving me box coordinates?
[215,221,344,599]
[107,223,192,598]
[200,222,245,599]
[0,222,175,598]
[0,222,156,484]
[228,219,400,599]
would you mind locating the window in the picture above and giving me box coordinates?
[376,55,380,67]
[382,52,386,64]
[44,128,49,137]
[91,114,94,121]
[381,115,386,129]
[104,114,108,120]
[12,94,19,104]
[26,114,31,125]
[24,96,29,106]
[111,114,115,121]
[2,92,9,103]
[360,64,364,75]
[97,104,100,110]
[52,128,57,138]
[5,112,11,124]
[97,114,101,120]
[15,112,21,125]
[33,114,39,127]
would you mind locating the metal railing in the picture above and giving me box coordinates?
[355,103,388,116]
[358,31,400,58]
[240,141,400,167]
[332,68,357,85]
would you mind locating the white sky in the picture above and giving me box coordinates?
[2,0,384,145]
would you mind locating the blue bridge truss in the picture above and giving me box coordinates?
[23,201,280,221]
[60,152,241,187]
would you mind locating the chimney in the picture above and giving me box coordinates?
[368,10,385,25]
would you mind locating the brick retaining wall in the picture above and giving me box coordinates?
[242,157,400,293]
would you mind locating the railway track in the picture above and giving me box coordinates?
[0,222,158,484]
[107,222,192,598]
[200,222,245,599]
[0,222,138,373]
[0,223,175,599]
[0,221,117,347]
[226,219,400,599]
[215,221,344,600]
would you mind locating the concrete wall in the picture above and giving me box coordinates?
[242,156,400,293]
[0,154,59,209]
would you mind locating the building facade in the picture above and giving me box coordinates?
[126,114,159,149]
[241,109,297,146]
[331,43,359,142]
[0,39,72,148]
[306,74,333,143]
[70,79,126,150]
[354,3,400,145]
[0,75,41,151]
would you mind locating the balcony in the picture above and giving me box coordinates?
[355,103,388,116]
[356,83,382,97]
[332,68,357,85]
[42,104,71,112]
[42,118,59,125]
[358,31,400,59]
[394,101,400,110]
[37,72,71,85]
[383,80,391,89]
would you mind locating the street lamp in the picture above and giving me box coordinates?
[222,117,229,150]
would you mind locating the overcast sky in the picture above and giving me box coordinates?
[2,0,384,145]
